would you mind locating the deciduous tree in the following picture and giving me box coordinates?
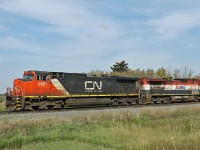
[156,67,167,78]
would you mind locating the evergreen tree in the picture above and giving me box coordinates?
[110,60,129,72]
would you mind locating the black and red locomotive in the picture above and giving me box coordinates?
[5,70,200,111]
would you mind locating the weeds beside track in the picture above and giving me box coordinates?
[0,106,200,149]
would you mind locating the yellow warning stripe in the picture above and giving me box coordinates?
[152,94,198,96]
[23,93,199,99]
[24,94,138,99]
[70,94,138,97]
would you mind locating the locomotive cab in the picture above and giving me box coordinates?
[6,71,53,111]
[12,71,51,97]
[12,71,36,97]
[24,71,52,96]
[6,71,36,111]
[23,73,34,81]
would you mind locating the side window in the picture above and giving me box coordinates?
[46,75,50,80]
[37,74,41,80]
[59,73,64,79]
[42,76,46,81]
[51,72,64,79]
[52,73,57,79]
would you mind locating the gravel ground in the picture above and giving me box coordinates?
[1,103,200,121]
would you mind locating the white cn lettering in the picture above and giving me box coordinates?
[85,81,102,90]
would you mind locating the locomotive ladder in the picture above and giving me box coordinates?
[139,89,152,104]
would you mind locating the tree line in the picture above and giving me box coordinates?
[88,60,200,79]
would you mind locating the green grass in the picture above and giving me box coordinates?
[21,140,113,150]
[0,95,5,111]
[0,95,4,102]
[1,107,200,150]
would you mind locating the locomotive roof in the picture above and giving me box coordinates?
[115,76,139,81]
[174,78,199,80]
[34,71,51,75]
[174,78,200,82]
[148,78,167,81]
[142,78,168,82]
[31,71,139,78]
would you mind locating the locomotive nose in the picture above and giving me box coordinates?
[13,79,23,96]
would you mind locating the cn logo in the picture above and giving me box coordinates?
[85,81,102,91]
[176,85,185,90]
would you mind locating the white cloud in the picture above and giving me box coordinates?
[1,0,200,93]
[0,0,120,40]
[0,36,47,54]
[150,12,200,39]
[0,0,123,72]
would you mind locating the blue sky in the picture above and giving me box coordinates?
[1,0,200,93]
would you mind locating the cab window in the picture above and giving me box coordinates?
[37,74,41,80]
[23,74,34,80]
[37,74,50,81]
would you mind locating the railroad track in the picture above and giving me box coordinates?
[1,101,200,116]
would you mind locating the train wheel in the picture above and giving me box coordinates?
[111,98,119,106]
[163,97,170,104]
[6,100,17,112]
[136,99,142,105]
[47,105,54,110]
[32,106,39,111]
[193,96,199,102]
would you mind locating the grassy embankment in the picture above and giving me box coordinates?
[1,107,200,150]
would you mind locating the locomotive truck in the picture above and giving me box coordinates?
[5,70,200,111]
